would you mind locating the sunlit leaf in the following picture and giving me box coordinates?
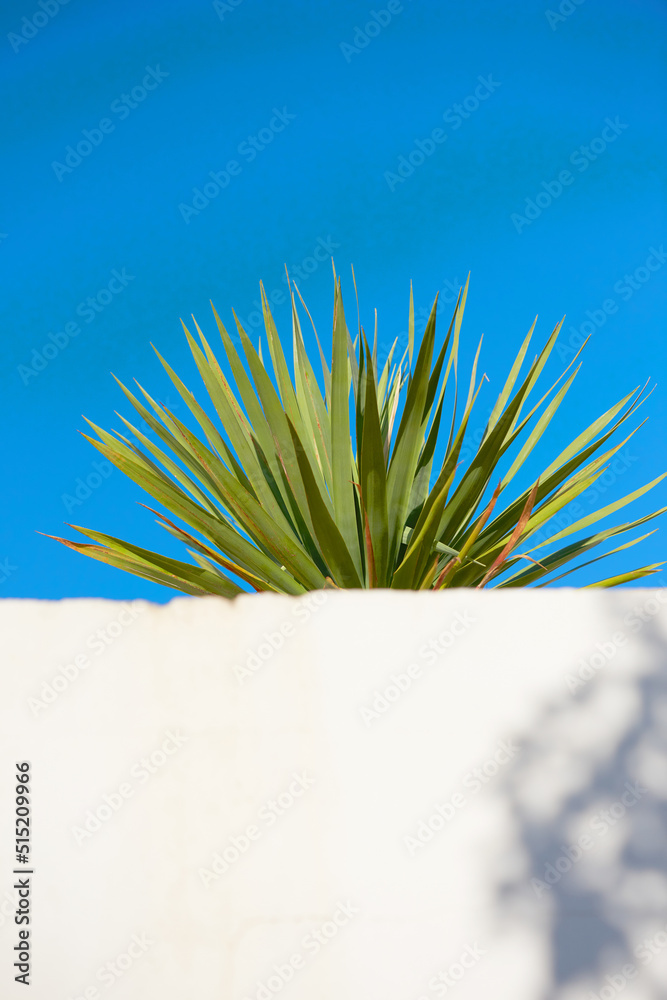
[53,270,665,596]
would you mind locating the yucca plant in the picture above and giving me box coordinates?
[52,269,666,596]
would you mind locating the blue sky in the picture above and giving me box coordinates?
[1,0,666,599]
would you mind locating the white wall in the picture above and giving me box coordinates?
[1,589,667,999]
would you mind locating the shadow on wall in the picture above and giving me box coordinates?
[496,592,667,999]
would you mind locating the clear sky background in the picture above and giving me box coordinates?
[1,0,665,600]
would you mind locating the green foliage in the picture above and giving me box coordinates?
[52,271,666,595]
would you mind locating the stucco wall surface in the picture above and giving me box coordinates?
[1,588,666,999]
